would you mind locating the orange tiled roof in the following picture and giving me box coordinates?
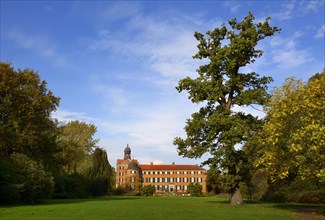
[138,164,205,171]
[117,159,138,164]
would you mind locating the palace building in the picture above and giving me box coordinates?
[116,145,207,193]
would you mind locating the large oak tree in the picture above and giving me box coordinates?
[173,12,280,203]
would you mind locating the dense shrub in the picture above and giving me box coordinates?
[140,185,155,196]
[88,177,109,197]
[10,153,54,203]
[0,159,21,204]
[187,183,203,197]
[111,187,125,196]
[54,173,89,198]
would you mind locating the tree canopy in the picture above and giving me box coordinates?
[174,12,280,198]
[56,120,98,174]
[252,70,325,184]
[0,62,60,168]
[0,63,113,203]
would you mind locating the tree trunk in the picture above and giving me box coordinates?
[230,188,243,206]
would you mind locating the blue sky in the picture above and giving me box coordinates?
[1,1,324,167]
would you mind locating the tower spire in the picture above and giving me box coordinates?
[124,144,131,160]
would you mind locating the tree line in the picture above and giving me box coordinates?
[174,12,324,204]
[0,63,114,204]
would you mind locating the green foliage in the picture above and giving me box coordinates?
[53,173,89,199]
[112,186,125,195]
[0,159,21,204]
[87,148,112,196]
[206,168,226,194]
[174,13,280,198]
[10,153,54,203]
[56,120,98,174]
[0,62,60,169]
[252,71,325,184]
[187,183,203,196]
[140,185,156,196]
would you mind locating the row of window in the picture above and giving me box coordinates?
[118,171,203,176]
[153,185,188,191]
[142,171,202,175]
[144,177,203,183]
[117,177,203,183]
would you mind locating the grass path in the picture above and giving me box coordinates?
[1,196,323,220]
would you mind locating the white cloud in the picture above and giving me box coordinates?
[269,33,313,69]
[52,109,95,124]
[302,0,325,13]
[224,1,241,13]
[101,2,141,21]
[8,29,56,57]
[272,2,295,21]
[91,81,128,109]
[315,24,325,39]
[89,11,202,82]
[7,29,75,69]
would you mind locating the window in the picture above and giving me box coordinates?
[184,185,187,190]
[198,177,202,183]
[176,177,180,183]
[160,171,163,174]
[170,171,174,174]
[184,171,188,174]
[131,177,134,182]
[150,178,153,183]
[165,178,168,183]
[191,171,195,174]
[198,171,201,174]
[191,177,195,183]
[184,177,188,183]
[170,178,174,183]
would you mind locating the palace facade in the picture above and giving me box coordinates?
[116,145,206,193]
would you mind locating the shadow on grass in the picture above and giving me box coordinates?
[206,200,230,204]
[273,203,325,217]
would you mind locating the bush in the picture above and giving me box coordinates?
[112,187,125,196]
[187,183,203,197]
[88,177,108,197]
[10,153,54,203]
[54,173,89,199]
[0,159,21,204]
[140,185,155,196]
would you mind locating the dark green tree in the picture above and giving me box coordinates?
[87,148,112,196]
[187,183,203,197]
[140,185,156,196]
[174,12,280,204]
[0,62,60,169]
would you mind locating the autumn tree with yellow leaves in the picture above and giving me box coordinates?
[256,70,325,183]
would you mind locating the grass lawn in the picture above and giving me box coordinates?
[1,196,324,220]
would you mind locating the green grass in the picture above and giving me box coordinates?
[1,196,323,220]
